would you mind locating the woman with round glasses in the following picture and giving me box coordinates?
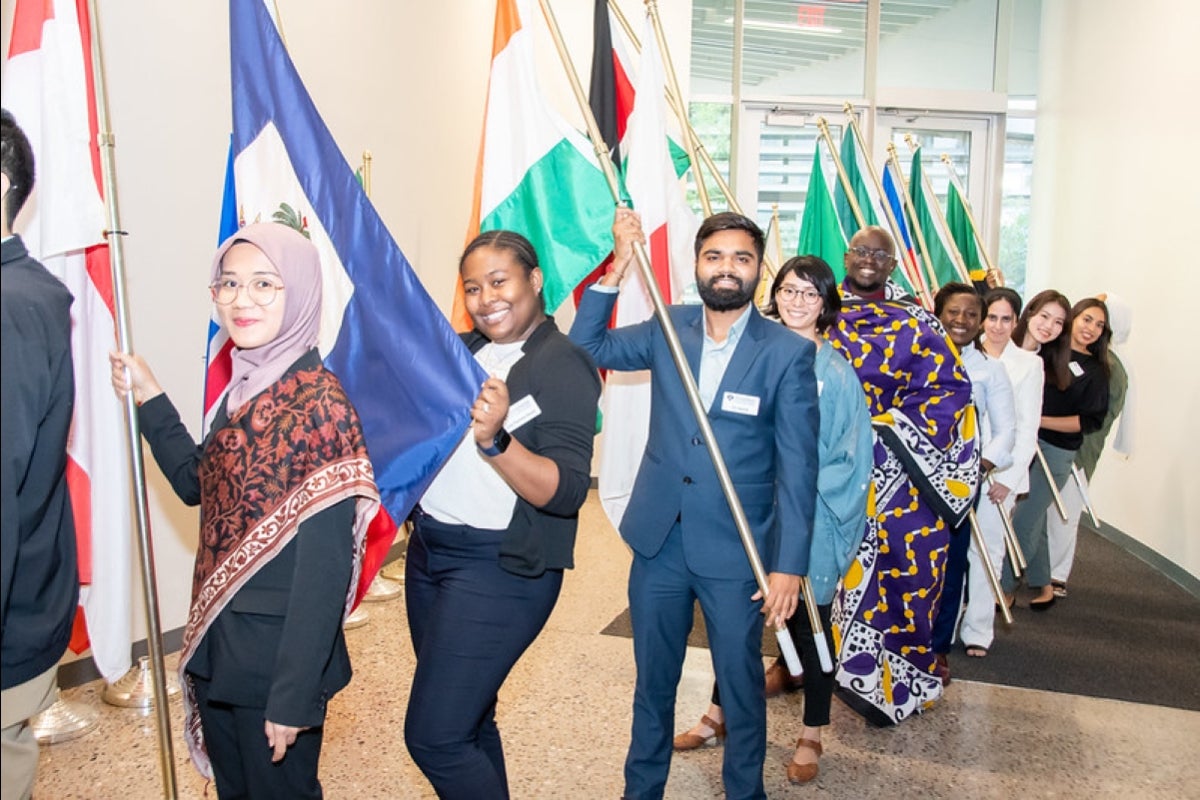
[674,256,871,784]
[111,223,380,797]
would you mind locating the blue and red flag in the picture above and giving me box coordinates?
[207,0,485,601]
[882,160,930,306]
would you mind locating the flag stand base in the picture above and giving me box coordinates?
[32,692,99,744]
[102,656,181,709]
[344,605,370,630]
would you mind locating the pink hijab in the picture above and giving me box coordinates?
[211,223,322,411]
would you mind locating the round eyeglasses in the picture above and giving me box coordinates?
[210,278,285,307]
[776,286,822,304]
[848,245,895,263]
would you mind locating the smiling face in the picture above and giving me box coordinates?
[775,273,823,338]
[983,296,1017,351]
[215,243,286,350]
[1025,302,1067,348]
[1071,305,1107,353]
[843,228,897,294]
[694,229,760,312]
[938,291,983,348]
[461,244,545,344]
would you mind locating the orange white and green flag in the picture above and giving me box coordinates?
[451,0,614,331]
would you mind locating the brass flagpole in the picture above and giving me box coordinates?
[1070,464,1102,528]
[843,103,933,307]
[939,154,1003,286]
[885,142,940,294]
[816,116,867,230]
[987,476,1026,575]
[85,2,178,797]
[537,0,817,673]
[969,511,1013,626]
[903,135,973,284]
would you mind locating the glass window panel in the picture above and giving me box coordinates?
[754,120,844,256]
[690,0,735,96]
[878,0,998,92]
[742,0,867,97]
[890,128,972,202]
[1000,116,1035,292]
[686,102,733,215]
[1008,0,1042,98]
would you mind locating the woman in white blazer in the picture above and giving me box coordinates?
[958,288,1044,657]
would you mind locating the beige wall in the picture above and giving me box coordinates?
[1029,0,1200,577]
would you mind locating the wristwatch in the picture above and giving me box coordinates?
[478,428,512,457]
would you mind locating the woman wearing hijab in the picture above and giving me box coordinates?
[403,230,600,799]
[111,223,379,799]
[673,256,872,784]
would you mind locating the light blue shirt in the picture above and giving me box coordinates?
[698,305,753,411]
[960,346,1017,473]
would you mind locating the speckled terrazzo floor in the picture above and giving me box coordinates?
[33,491,1200,798]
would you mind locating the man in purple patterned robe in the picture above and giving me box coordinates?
[828,226,979,726]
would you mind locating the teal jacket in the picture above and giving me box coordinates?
[807,343,873,605]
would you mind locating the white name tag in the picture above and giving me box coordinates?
[506,394,542,431]
[1068,360,1085,377]
[721,391,761,416]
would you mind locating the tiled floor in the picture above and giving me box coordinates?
[33,493,1200,798]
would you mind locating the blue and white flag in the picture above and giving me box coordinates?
[208,0,484,545]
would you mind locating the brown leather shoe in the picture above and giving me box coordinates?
[672,714,726,751]
[786,738,822,784]
[934,653,951,687]
[764,661,804,698]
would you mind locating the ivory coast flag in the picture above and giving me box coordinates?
[595,11,699,528]
[451,0,615,331]
[3,0,134,683]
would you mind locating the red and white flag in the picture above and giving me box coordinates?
[596,12,699,527]
[3,0,133,683]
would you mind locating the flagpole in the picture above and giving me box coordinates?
[843,102,933,307]
[968,510,1014,626]
[940,154,1004,286]
[986,474,1026,575]
[537,0,819,674]
[903,135,973,285]
[85,2,178,797]
[644,0,712,216]
[885,142,941,294]
[816,116,867,230]
[771,203,783,265]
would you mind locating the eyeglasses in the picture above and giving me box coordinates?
[848,246,895,264]
[776,286,822,304]
[210,278,285,307]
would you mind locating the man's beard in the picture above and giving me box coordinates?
[697,273,755,312]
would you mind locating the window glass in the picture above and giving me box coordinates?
[685,102,733,215]
[878,0,998,92]
[1001,115,1035,292]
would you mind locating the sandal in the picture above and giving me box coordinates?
[1052,581,1068,598]
[673,714,725,751]
[787,738,823,784]
[965,645,988,658]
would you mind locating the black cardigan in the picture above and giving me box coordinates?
[462,317,600,576]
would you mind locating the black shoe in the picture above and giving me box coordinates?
[1030,595,1056,612]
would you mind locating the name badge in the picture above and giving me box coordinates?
[817,379,825,397]
[506,394,542,431]
[1068,360,1085,377]
[721,391,760,416]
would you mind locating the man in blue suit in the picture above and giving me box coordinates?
[570,208,819,800]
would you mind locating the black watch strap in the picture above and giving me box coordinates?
[478,427,512,457]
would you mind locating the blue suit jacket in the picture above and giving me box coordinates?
[570,288,819,580]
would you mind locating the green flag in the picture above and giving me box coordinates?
[945,180,986,283]
[798,142,848,280]
[909,152,958,289]
[835,131,878,239]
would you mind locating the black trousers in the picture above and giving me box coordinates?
[404,511,562,800]
[192,674,324,800]
[712,601,835,727]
